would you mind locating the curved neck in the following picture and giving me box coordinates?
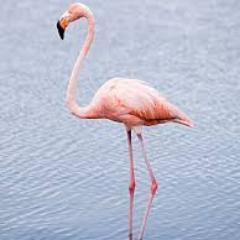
[66,10,95,118]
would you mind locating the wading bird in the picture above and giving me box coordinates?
[57,3,193,240]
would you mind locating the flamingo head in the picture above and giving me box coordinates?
[57,3,88,40]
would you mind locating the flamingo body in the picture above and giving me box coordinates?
[88,78,193,128]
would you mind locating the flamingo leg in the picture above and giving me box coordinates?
[127,129,136,240]
[137,133,158,240]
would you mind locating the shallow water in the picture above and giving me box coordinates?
[1,0,240,239]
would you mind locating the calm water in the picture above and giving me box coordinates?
[1,0,240,239]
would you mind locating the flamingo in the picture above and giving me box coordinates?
[56,3,193,240]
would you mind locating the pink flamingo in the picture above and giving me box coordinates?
[57,3,193,240]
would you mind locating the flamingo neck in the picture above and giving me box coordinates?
[66,9,95,118]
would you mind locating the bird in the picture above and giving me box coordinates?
[56,3,193,240]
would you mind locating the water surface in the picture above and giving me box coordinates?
[0,0,240,239]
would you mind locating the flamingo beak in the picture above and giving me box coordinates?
[57,12,71,40]
[57,20,65,40]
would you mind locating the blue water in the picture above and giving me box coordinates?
[1,0,240,239]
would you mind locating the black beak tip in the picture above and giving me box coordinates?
[57,20,65,40]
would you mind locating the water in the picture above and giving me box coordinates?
[1,0,240,239]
